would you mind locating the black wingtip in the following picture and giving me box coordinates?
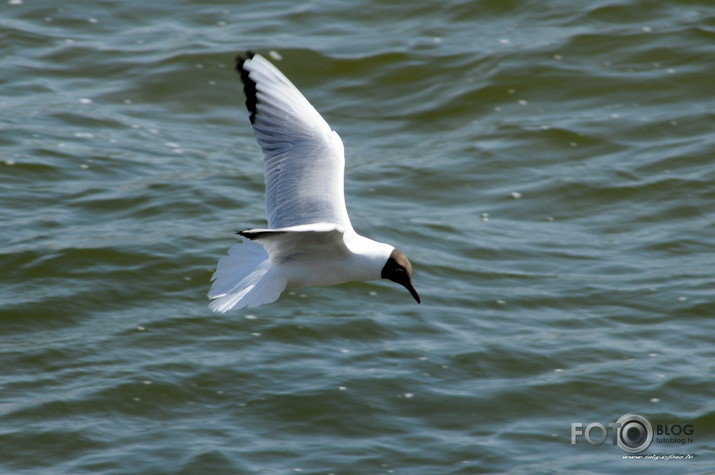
[235,50,258,124]
[237,229,284,240]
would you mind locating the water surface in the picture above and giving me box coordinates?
[1,0,713,473]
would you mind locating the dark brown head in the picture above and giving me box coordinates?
[381,249,420,303]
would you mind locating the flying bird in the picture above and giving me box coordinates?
[208,51,420,312]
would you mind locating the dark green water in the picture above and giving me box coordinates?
[1,0,713,473]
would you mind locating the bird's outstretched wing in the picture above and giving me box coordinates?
[237,52,352,230]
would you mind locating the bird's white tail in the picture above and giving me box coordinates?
[208,240,287,313]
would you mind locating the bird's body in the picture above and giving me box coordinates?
[208,51,419,313]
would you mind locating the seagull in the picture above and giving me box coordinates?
[208,51,420,312]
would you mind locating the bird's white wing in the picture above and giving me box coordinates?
[237,52,352,230]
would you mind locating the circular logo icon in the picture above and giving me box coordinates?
[616,413,653,453]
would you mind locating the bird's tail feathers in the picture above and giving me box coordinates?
[208,240,287,313]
